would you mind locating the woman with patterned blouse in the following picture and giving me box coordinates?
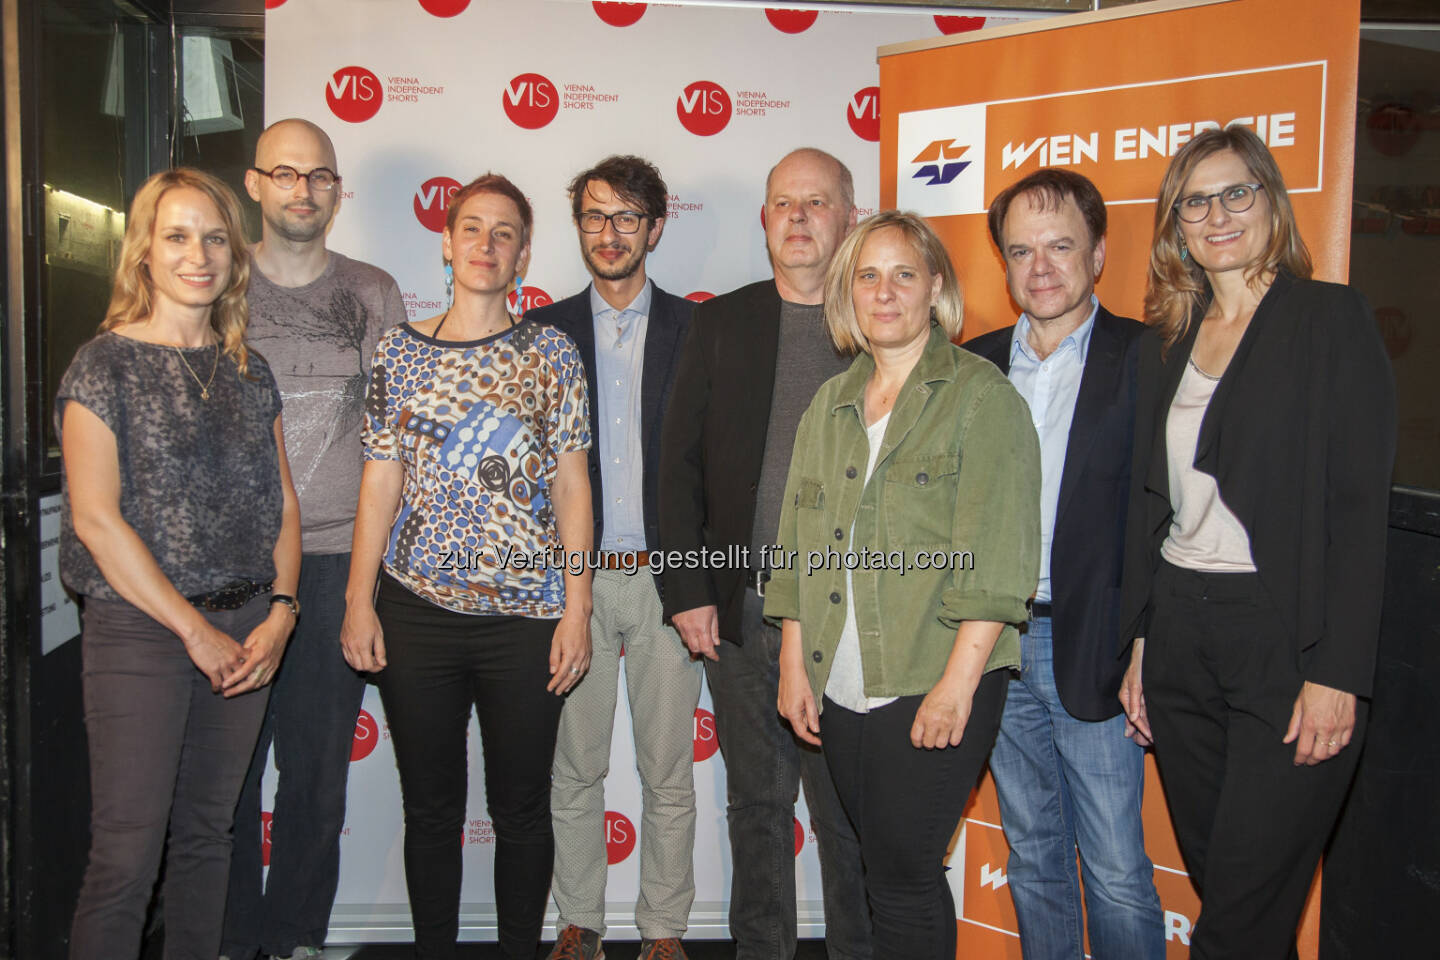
[340,174,593,960]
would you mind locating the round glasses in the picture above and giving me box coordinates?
[577,210,646,234]
[252,165,341,192]
[1174,183,1264,223]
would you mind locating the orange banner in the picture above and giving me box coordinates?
[880,0,1358,338]
[880,0,1359,956]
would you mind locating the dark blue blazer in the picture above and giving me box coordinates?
[964,307,1157,721]
[528,283,693,570]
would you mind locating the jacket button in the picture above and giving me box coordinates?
[834,528,843,540]
[916,472,929,485]
[829,592,841,604]
[812,650,823,662]
[845,466,857,479]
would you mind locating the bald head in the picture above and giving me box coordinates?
[254,118,338,172]
[766,148,854,212]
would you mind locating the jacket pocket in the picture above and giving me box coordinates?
[883,453,959,546]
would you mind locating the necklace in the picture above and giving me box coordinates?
[174,344,219,400]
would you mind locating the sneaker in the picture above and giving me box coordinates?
[639,939,688,960]
[546,924,604,960]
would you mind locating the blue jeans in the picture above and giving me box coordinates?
[988,616,1164,960]
[700,588,872,960]
[223,553,367,960]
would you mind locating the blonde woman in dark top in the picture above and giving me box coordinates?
[58,167,301,960]
[1119,126,1395,958]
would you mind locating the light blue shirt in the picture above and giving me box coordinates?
[591,280,651,551]
[1006,296,1098,603]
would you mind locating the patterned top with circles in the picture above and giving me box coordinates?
[363,318,590,617]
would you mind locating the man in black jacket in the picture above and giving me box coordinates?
[529,156,699,960]
[658,148,871,960]
[964,169,1164,960]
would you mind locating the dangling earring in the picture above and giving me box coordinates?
[444,261,454,306]
[1179,240,1189,262]
[513,274,525,315]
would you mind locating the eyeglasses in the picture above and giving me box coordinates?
[1174,183,1264,223]
[252,165,341,192]
[577,210,647,234]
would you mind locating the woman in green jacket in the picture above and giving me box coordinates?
[765,210,1040,960]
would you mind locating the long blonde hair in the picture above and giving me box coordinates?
[1144,126,1311,351]
[823,210,964,355]
[102,168,254,373]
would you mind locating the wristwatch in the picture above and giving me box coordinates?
[269,593,301,617]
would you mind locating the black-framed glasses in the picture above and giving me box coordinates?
[577,210,647,234]
[1174,183,1264,222]
[252,165,341,192]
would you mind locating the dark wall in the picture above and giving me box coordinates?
[1322,492,1440,958]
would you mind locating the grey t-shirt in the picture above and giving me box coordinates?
[246,251,405,553]
[750,300,850,560]
[57,333,284,600]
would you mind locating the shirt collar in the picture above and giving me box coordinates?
[1010,295,1099,365]
[831,323,958,414]
[590,279,653,330]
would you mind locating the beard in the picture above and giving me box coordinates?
[265,203,329,244]
[584,243,645,282]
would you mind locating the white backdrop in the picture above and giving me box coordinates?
[258,0,1025,943]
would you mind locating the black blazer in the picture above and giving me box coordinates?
[528,282,693,572]
[965,306,1156,721]
[1119,272,1396,697]
[658,280,785,642]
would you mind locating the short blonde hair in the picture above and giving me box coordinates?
[1144,125,1311,351]
[102,168,254,373]
[823,210,963,355]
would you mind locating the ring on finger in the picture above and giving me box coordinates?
[569,666,581,675]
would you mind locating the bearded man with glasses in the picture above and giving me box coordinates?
[527,155,700,960]
[220,117,406,960]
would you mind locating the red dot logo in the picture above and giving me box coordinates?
[503,72,559,130]
[351,709,379,762]
[766,9,818,33]
[793,816,805,856]
[325,66,383,124]
[693,708,719,762]
[934,15,985,34]
[265,0,287,8]
[677,81,731,137]
[593,2,646,26]
[508,285,553,316]
[605,811,637,864]
[414,176,463,234]
[685,291,715,303]
[847,86,880,142]
[419,0,469,16]
[261,811,274,866]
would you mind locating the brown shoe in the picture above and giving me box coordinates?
[546,924,604,960]
[639,938,688,960]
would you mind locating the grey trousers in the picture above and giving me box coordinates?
[69,595,271,960]
[550,568,703,939]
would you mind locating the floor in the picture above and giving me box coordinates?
[345,941,831,959]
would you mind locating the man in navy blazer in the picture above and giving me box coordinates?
[963,169,1164,960]
[528,156,700,960]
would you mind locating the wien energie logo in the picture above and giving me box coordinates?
[911,139,972,186]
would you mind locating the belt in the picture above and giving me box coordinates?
[1026,599,1052,619]
[187,579,273,611]
[595,550,653,571]
[747,568,771,598]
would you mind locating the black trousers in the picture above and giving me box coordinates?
[818,671,1007,960]
[1145,562,1367,960]
[374,575,563,960]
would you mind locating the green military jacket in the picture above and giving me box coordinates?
[763,324,1040,706]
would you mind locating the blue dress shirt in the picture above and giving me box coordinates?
[591,280,651,551]
[1006,296,1098,603]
